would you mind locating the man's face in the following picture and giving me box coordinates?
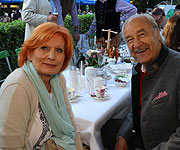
[123,16,162,68]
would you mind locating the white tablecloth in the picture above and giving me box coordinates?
[71,77,131,150]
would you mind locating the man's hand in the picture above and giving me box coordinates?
[115,137,128,150]
[47,14,58,23]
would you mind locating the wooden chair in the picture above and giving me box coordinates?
[0,50,12,83]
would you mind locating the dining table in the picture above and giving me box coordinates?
[66,69,132,150]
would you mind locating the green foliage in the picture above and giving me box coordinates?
[133,0,148,13]
[64,14,94,36]
[133,0,167,13]
[0,20,25,83]
[0,14,94,83]
[78,14,94,33]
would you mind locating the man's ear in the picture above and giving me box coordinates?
[156,28,161,41]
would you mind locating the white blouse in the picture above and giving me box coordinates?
[28,93,53,149]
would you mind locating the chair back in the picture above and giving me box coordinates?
[89,32,96,49]
[0,50,12,83]
[15,48,21,56]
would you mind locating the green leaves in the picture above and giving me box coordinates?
[85,51,104,68]
[64,14,94,38]
[0,20,25,82]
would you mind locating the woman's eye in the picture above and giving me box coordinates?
[40,46,48,50]
[56,48,63,53]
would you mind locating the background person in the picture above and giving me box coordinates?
[0,22,83,150]
[151,7,166,30]
[52,0,80,42]
[115,14,180,150]
[22,0,58,41]
[162,15,180,52]
[86,0,137,49]
[174,4,180,15]
[12,9,21,21]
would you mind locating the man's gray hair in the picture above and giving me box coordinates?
[122,13,164,43]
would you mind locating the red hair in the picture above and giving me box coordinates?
[18,22,73,72]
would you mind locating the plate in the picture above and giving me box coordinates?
[70,95,80,103]
[91,92,110,100]
[114,74,130,87]
[115,82,128,87]
[108,63,132,74]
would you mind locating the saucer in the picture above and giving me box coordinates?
[70,95,80,103]
[91,92,110,100]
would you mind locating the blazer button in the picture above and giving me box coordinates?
[152,63,159,70]
[132,130,136,133]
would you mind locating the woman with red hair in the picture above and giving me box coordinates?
[0,22,83,150]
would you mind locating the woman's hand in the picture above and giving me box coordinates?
[47,14,58,23]
[115,137,128,150]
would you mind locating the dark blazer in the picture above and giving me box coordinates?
[117,45,180,150]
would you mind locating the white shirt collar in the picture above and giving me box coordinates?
[100,0,107,3]
[141,65,147,73]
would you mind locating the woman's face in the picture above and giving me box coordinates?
[28,33,65,79]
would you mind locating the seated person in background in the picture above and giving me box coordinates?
[0,22,83,150]
[86,0,137,49]
[174,4,180,15]
[151,7,166,30]
[162,15,180,52]
[102,14,180,150]
[174,11,180,15]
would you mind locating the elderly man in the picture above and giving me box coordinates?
[86,0,137,49]
[114,14,180,150]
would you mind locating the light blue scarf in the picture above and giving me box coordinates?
[23,61,75,150]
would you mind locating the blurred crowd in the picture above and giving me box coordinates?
[147,4,180,52]
[0,9,21,22]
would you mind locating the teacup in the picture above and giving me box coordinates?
[95,85,106,98]
[67,87,76,99]
[94,77,106,87]
[107,58,116,65]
